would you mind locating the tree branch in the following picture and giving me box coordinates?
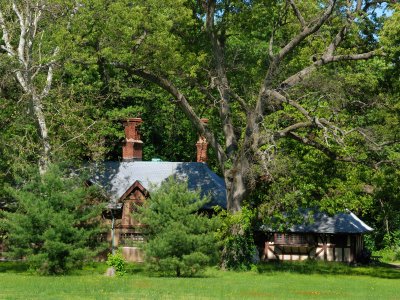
[267,89,312,120]
[228,89,249,113]
[0,9,16,56]
[13,1,28,69]
[280,0,387,89]
[39,47,59,99]
[268,30,275,59]
[267,90,348,145]
[281,49,381,88]
[288,132,336,158]
[288,0,306,28]
[54,121,98,152]
[32,5,43,39]
[356,0,363,11]
[256,1,336,123]
[130,68,227,166]
[132,30,147,51]
[275,121,313,138]
[276,0,336,62]
[204,0,238,157]
[288,131,362,163]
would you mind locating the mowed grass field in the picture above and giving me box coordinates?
[1,261,399,299]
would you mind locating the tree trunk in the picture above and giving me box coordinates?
[0,2,56,175]
[225,155,250,212]
[379,199,390,236]
[32,93,51,174]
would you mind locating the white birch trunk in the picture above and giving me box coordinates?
[0,1,56,174]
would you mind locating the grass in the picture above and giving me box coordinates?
[0,261,399,299]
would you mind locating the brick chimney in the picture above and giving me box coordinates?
[196,118,209,163]
[122,118,143,161]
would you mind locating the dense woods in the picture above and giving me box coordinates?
[0,0,399,258]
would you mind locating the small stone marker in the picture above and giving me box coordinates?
[105,266,116,277]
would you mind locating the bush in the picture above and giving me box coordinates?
[4,164,105,274]
[375,230,400,262]
[216,207,257,270]
[106,252,126,276]
[134,178,220,277]
[374,246,400,262]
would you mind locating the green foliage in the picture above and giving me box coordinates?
[216,207,257,270]
[381,4,400,64]
[255,144,375,220]
[106,252,127,276]
[367,166,400,249]
[134,178,220,277]
[4,164,105,275]
[370,228,400,261]
[373,246,400,263]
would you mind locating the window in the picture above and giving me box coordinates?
[274,233,310,245]
[120,232,145,246]
[331,235,348,247]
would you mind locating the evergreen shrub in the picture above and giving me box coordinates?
[4,164,105,274]
[134,178,220,277]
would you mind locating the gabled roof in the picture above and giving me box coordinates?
[91,161,227,209]
[261,210,373,234]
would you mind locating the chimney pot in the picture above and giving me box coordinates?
[122,118,143,161]
[196,118,209,163]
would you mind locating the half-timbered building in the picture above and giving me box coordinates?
[259,210,373,263]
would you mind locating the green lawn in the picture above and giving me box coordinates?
[1,262,399,299]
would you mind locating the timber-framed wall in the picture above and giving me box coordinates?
[261,233,364,263]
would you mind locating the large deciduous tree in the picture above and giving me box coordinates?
[89,0,396,211]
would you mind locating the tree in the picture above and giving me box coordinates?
[85,0,397,211]
[134,178,220,277]
[4,164,105,274]
[0,1,64,174]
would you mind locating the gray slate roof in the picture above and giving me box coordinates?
[261,210,373,234]
[91,161,227,209]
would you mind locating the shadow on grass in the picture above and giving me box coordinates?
[256,260,400,279]
[0,261,145,276]
[0,261,215,278]
[139,265,219,279]
[0,261,29,273]
[68,261,146,276]
[125,262,147,275]
[5,260,397,280]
